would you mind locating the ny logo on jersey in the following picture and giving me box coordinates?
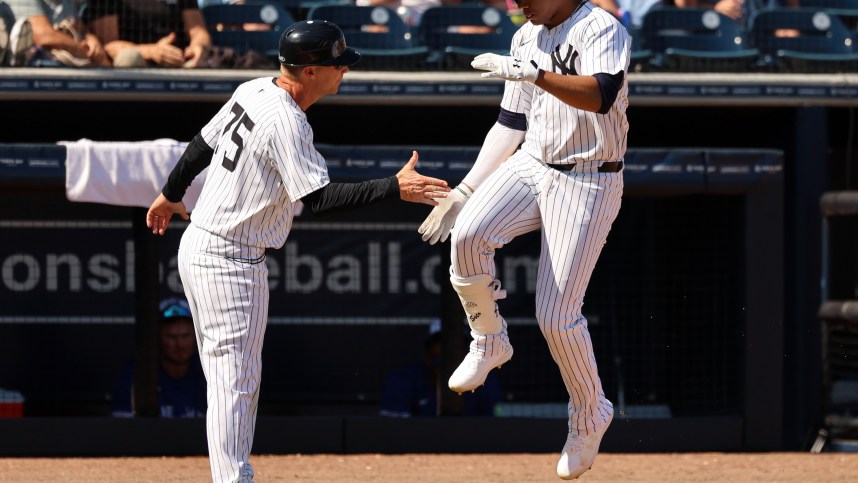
[550,44,578,76]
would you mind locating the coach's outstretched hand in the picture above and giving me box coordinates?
[418,184,473,244]
[472,53,539,83]
[146,193,190,235]
[396,151,451,206]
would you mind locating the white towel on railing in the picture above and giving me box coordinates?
[62,139,208,210]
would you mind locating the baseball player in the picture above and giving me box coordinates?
[146,20,449,483]
[417,0,630,479]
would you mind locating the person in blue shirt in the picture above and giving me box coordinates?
[112,297,206,418]
[380,320,501,417]
[674,0,799,28]
[590,0,663,30]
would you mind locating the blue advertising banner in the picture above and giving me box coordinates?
[0,219,540,325]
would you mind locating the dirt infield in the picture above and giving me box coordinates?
[2,453,858,482]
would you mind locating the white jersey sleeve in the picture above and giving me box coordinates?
[575,12,630,77]
[271,116,329,203]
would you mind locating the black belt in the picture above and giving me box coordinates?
[225,253,266,265]
[547,161,623,173]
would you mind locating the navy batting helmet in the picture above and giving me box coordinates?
[278,20,361,67]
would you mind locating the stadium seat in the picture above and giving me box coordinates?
[748,8,858,73]
[203,2,296,61]
[305,5,429,70]
[416,5,517,70]
[629,27,653,72]
[794,0,858,11]
[283,0,353,23]
[639,7,759,72]
[789,0,858,31]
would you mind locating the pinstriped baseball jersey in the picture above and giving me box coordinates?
[447,0,628,451]
[501,3,631,164]
[191,77,330,259]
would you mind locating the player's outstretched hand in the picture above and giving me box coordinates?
[417,184,473,244]
[396,151,450,206]
[146,193,190,236]
[471,53,539,83]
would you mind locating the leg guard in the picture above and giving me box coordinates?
[450,273,506,335]
[448,272,513,394]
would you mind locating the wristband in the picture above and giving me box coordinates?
[455,185,472,197]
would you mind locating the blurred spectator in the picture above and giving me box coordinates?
[352,0,521,34]
[482,0,526,27]
[112,297,206,418]
[86,0,211,68]
[456,0,525,32]
[673,0,745,21]
[673,0,799,28]
[590,0,662,29]
[380,320,501,417]
[0,2,12,65]
[4,0,110,67]
[197,0,271,31]
[356,0,442,27]
[191,0,283,69]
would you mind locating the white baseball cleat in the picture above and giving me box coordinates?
[448,343,513,394]
[556,405,614,480]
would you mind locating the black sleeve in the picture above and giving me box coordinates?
[162,133,214,202]
[497,107,527,131]
[301,176,399,216]
[593,71,625,115]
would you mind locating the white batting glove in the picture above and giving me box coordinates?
[471,53,540,83]
[417,184,473,245]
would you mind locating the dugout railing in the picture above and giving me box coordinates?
[0,69,857,106]
[815,191,858,451]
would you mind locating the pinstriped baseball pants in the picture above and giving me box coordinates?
[451,152,622,435]
[179,224,267,482]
